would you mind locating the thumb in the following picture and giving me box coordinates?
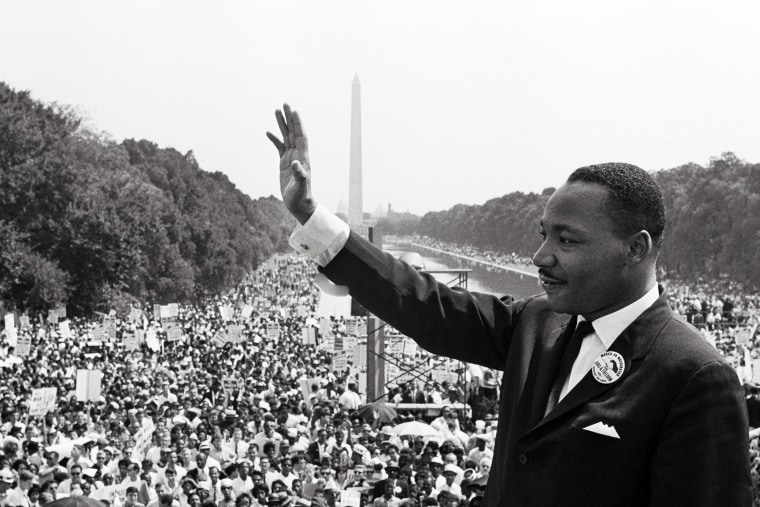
[291,160,308,181]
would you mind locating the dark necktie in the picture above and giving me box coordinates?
[545,320,595,414]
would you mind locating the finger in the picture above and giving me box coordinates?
[275,109,290,149]
[291,160,308,181]
[266,131,286,156]
[292,110,306,140]
[283,104,296,148]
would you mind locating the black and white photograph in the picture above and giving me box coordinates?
[1,1,760,506]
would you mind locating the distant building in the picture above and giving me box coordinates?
[372,204,388,219]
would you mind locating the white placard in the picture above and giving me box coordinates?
[76,369,102,402]
[5,327,18,348]
[227,325,244,343]
[91,325,106,343]
[29,387,57,416]
[735,325,757,346]
[302,327,316,345]
[266,323,281,340]
[356,319,367,337]
[353,343,367,368]
[146,330,160,351]
[333,351,348,372]
[15,335,31,357]
[345,317,357,336]
[166,327,182,341]
[123,333,138,351]
[59,321,71,340]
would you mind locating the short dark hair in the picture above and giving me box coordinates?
[567,163,666,247]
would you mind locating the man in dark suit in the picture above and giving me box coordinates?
[371,462,410,500]
[267,105,752,506]
[306,428,330,465]
[401,381,427,404]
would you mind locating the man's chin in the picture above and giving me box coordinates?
[543,292,576,316]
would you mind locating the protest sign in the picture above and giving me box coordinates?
[123,333,139,351]
[59,321,71,340]
[319,317,332,338]
[145,330,160,351]
[15,335,31,357]
[344,336,358,352]
[240,304,254,319]
[212,329,227,347]
[5,326,18,348]
[356,319,367,337]
[222,377,240,393]
[227,325,244,343]
[345,317,357,336]
[91,325,106,344]
[353,343,367,368]
[302,327,317,345]
[219,305,233,322]
[76,369,102,402]
[166,327,182,342]
[29,387,57,416]
[4,313,15,330]
[19,315,30,329]
[341,489,362,507]
[266,323,281,340]
[333,351,348,372]
[735,325,757,347]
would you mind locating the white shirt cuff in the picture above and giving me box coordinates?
[289,203,350,267]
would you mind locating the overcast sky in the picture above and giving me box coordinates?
[2,1,759,215]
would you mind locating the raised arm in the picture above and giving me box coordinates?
[266,104,317,225]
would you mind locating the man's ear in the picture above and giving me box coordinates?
[626,230,652,266]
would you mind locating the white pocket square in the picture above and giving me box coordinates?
[582,421,620,439]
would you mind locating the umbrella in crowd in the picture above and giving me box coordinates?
[355,401,397,426]
[45,496,106,507]
[390,420,440,437]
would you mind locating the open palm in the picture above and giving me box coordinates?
[266,104,315,224]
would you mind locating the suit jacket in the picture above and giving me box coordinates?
[401,389,427,404]
[306,441,329,464]
[322,232,752,507]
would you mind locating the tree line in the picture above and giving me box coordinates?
[0,82,295,315]
[387,154,760,289]
[3,79,757,316]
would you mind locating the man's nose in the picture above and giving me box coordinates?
[532,240,555,268]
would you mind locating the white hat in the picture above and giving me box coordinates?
[0,469,14,484]
[443,464,462,475]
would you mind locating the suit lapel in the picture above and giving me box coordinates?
[516,317,574,432]
[530,289,673,433]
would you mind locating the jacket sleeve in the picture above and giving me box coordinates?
[649,360,752,506]
[321,232,525,369]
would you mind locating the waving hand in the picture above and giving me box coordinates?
[266,104,317,224]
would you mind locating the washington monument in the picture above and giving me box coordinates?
[348,74,363,228]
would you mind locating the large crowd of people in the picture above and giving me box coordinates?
[0,254,498,507]
[1,239,759,506]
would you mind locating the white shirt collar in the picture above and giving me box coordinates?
[579,284,660,349]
